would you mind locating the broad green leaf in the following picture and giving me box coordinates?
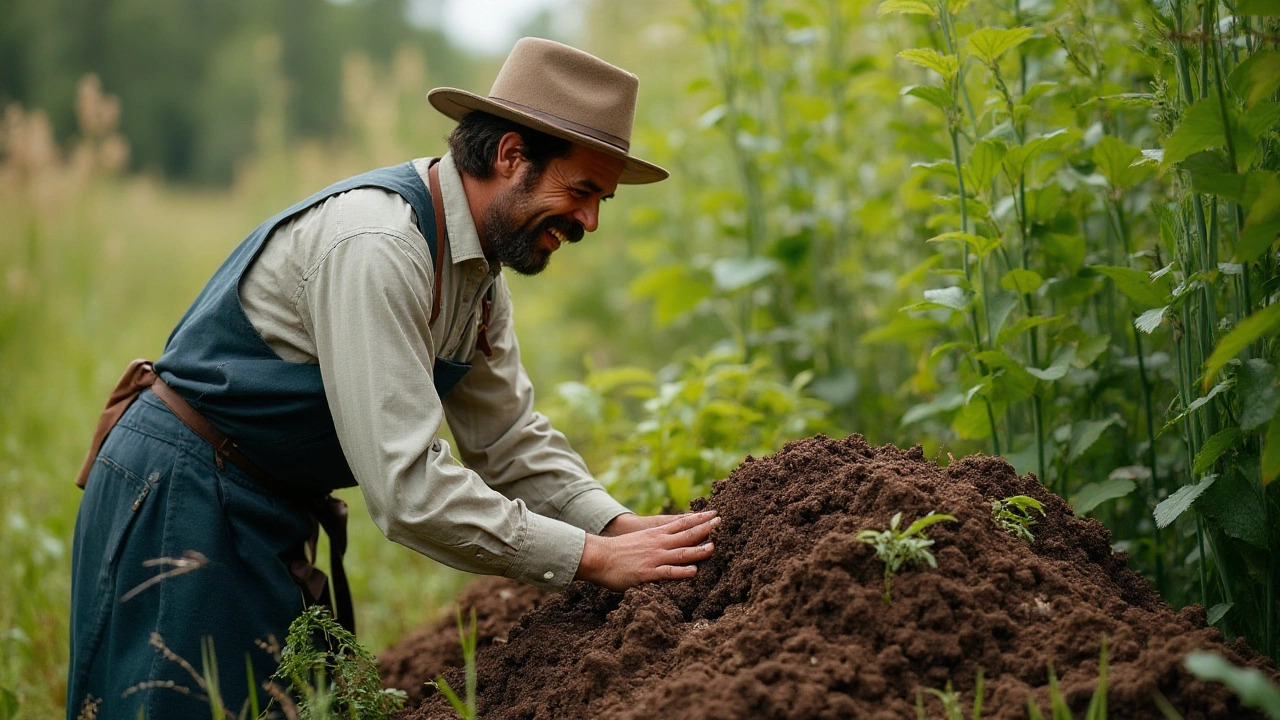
[1072,478,1136,516]
[1162,99,1226,168]
[1265,418,1280,486]
[1206,603,1233,625]
[972,349,1039,394]
[860,316,945,344]
[878,0,939,17]
[1027,343,1077,381]
[927,231,1001,257]
[1000,269,1044,294]
[903,85,953,112]
[1196,471,1269,547]
[1023,81,1058,104]
[711,256,781,292]
[922,286,970,311]
[904,512,957,536]
[897,48,958,80]
[1203,302,1280,388]
[966,27,1035,65]
[1243,102,1280,142]
[997,314,1063,346]
[1093,136,1151,189]
[968,139,1008,190]
[1134,306,1168,334]
[1090,265,1173,310]
[1239,359,1278,433]
[901,392,965,425]
[1004,129,1072,176]
[1153,474,1217,529]
[1188,379,1234,416]
[1183,652,1280,716]
[952,396,996,439]
[1228,50,1280,108]
[947,0,972,12]
[1193,428,1242,475]
[629,265,712,326]
[1237,219,1280,264]
[1068,417,1117,462]
[986,291,1020,342]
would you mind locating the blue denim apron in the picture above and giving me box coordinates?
[68,160,482,719]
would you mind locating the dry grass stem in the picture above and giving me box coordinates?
[119,550,209,603]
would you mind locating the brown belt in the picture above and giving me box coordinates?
[76,359,355,634]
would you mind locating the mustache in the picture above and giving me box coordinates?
[538,215,585,244]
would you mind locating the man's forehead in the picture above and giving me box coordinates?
[561,145,625,192]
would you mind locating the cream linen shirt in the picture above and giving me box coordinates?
[238,153,630,592]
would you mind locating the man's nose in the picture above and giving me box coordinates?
[573,201,600,233]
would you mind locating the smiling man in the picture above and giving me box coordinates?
[69,38,719,719]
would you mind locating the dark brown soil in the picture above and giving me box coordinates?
[379,577,546,704]
[401,435,1277,719]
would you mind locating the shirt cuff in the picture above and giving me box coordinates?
[504,512,586,592]
[557,487,633,535]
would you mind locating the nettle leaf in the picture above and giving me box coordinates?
[860,316,945,344]
[1237,0,1280,14]
[1198,471,1270,547]
[711,256,782,292]
[1193,428,1243,475]
[1004,129,1072,176]
[1203,302,1280,388]
[1206,603,1234,626]
[1023,81,1058,104]
[878,0,939,16]
[1229,50,1280,108]
[1264,419,1280,486]
[1134,306,1169,334]
[966,27,1035,65]
[1183,652,1280,716]
[1000,268,1044,294]
[1188,379,1234,417]
[903,85,953,112]
[1154,474,1217,529]
[1090,265,1173,310]
[986,291,1019,341]
[997,314,1063,346]
[901,391,965,425]
[1094,136,1155,189]
[1027,343,1077,381]
[1072,477,1137,516]
[968,139,1008,190]
[1162,99,1227,168]
[897,48,958,80]
[1239,359,1279,433]
[922,286,970,311]
[928,231,1001,257]
[1068,416,1117,462]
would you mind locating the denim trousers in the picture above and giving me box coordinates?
[68,390,313,719]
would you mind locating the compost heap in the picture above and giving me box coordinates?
[389,434,1276,719]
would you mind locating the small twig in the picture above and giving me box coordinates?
[119,550,209,603]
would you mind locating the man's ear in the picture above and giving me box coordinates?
[493,131,526,181]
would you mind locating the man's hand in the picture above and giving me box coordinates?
[576,511,720,591]
[600,512,683,536]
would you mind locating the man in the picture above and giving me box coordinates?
[69,38,720,719]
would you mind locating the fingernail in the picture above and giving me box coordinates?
[700,542,713,551]
[711,517,722,527]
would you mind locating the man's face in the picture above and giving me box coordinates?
[481,144,624,275]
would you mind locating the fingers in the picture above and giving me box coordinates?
[669,541,714,565]
[664,515,721,549]
[647,564,698,582]
[660,510,718,534]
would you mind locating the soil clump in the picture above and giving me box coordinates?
[379,577,546,704]
[401,435,1276,719]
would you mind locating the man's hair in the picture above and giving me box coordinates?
[447,111,574,180]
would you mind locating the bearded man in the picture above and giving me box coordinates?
[68,37,720,719]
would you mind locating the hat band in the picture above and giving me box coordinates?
[488,97,631,154]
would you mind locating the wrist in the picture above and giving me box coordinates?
[601,512,638,537]
[576,533,607,584]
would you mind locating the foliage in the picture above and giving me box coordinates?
[1183,651,1280,719]
[549,348,829,514]
[856,511,957,604]
[1028,638,1109,720]
[915,671,984,720]
[992,494,1046,543]
[272,606,406,720]
[426,609,478,720]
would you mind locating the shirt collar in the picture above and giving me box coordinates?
[437,152,492,272]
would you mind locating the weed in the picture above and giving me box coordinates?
[272,605,406,720]
[992,495,1046,543]
[427,608,478,720]
[915,669,986,719]
[856,511,957,604]
[1182,651,1280,719]
[1027,637,1109,720]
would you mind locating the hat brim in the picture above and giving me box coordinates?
[428,88,669,185]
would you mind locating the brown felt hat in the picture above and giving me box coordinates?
[428,37,668,185]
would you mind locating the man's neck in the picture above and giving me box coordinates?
[459,171,494,256]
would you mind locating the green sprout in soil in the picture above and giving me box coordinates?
[1028,637,1108,720]
[857,511,957,604]
[992,495,1046,544]
[427,607,479,720]
[915,670,984,720]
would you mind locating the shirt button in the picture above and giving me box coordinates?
[543,571,554,581]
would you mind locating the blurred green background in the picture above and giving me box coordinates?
[3,0,1278,716]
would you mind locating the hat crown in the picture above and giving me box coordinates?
[488,38,637,151]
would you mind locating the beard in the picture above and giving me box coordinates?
[480,169,585,276]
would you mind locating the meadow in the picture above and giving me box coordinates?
[2,0,1279,716]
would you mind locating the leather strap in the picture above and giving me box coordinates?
[77,360,355,634]
[428,161,447,325]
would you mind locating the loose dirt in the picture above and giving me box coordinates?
[390,434,1276,719]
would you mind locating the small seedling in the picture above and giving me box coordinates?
[428,607,479,720]
[914,669,985,720]
[992,495,1046,543]
[857,511,957,604]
